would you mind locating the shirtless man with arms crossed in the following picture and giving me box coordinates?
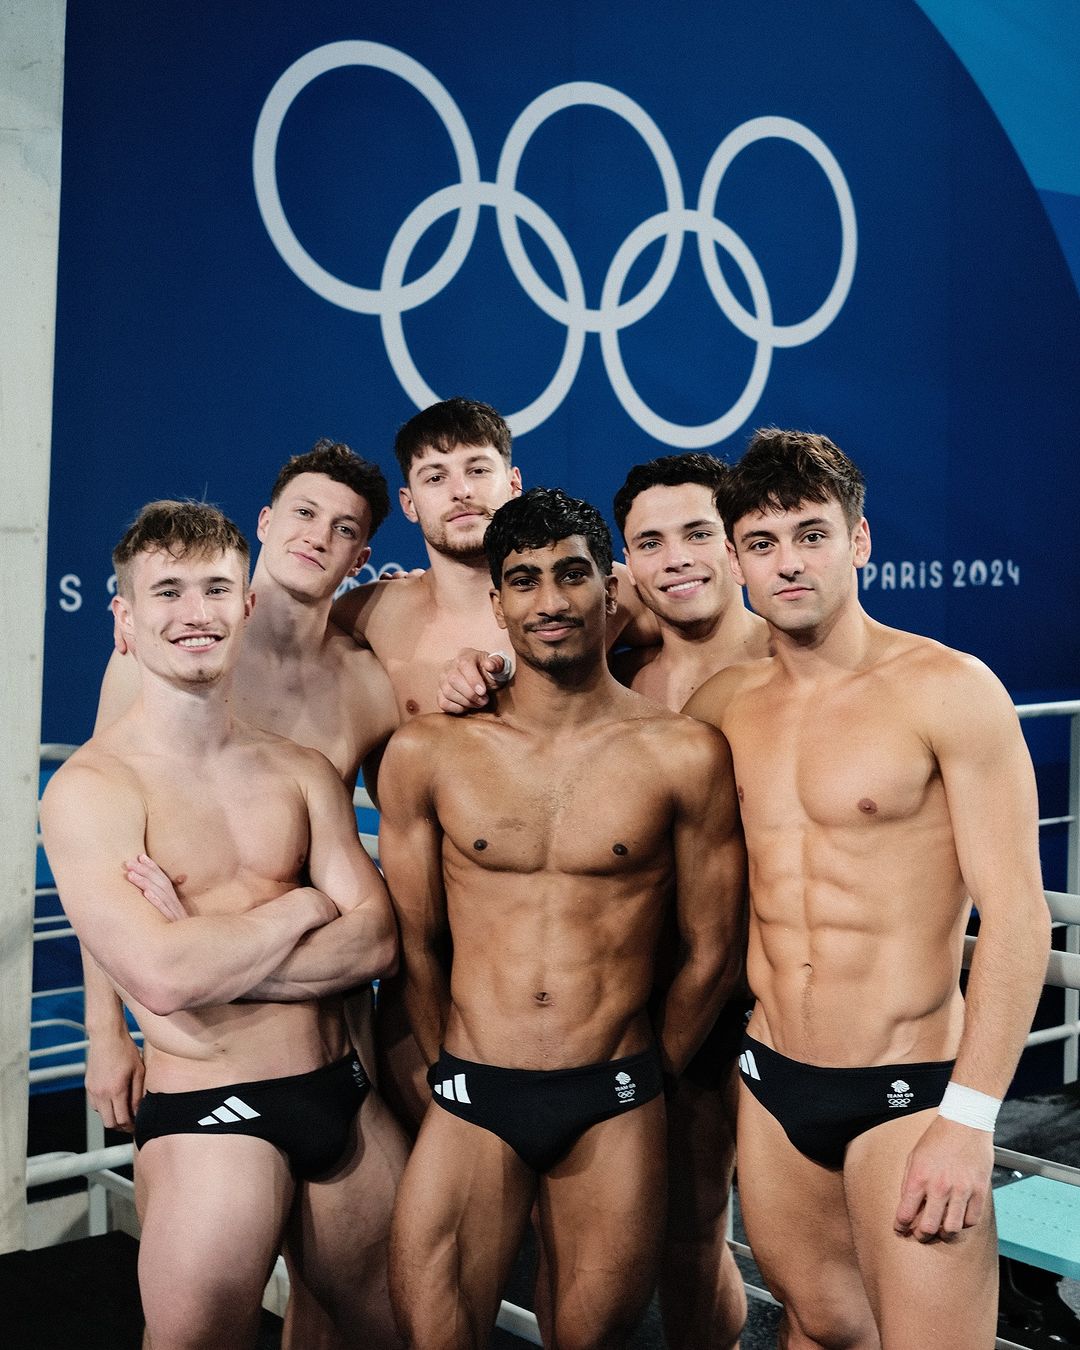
[40,502,399,1350]
[378,487,747,1348]
[84,445,406,1347]
[613,452,769,1350]
[686,429,1050,1348]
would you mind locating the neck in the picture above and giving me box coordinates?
[134,669,236,754]
[654,599,762,665]
[423,546,495,614]
[249,560,334,655]
[771,596,873,678]
[496,653,622,729]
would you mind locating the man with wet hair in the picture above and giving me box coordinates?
[85,444,408,1348]
[42,501,399,1350]
[614,451,769,1350]
[687,428,1050,1348]
[379,487,746,1349]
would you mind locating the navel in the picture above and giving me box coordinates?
[534,991,551,1005]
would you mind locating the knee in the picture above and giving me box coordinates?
[779,1302,879,1350]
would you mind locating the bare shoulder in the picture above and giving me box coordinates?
[40,736,142,827]
[683,655,774,727]
[331,573,431,647]
[615,689,733,768]
[876,628,1016,728]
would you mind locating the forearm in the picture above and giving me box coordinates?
[120,887,334,1015]
[245,904,398,1001]
[656,948,742,1077]
[81,945,130,1038]
[953,896,1051,1097]
[402,945,453,1065]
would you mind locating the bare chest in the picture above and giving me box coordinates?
[376,608,508,718]
[236,652,376,782]
[436,737,675,876]
[136,760,310,912]
[727,690,938,832]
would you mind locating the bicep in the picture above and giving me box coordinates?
[934,676,1042,913]
[304,762,387,913]
[40,773,162,977]
[671,738,747,942]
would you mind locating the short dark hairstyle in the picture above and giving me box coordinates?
[269,439,390,539]
[612,453,729,537]
[720,428,866,541]
[112,500,250,597]
[485,487,613,587]
[394,398,512,479]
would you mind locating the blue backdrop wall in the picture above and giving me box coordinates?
[44,0,1080,743]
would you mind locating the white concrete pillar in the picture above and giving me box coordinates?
[0,0,66,1255]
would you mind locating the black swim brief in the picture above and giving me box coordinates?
[682,996,755,1090]
[737,1033,954,1169]
[428,1044,664,1173]
[135,1055,370,1180]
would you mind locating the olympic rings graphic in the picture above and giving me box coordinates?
[253,40,857,446]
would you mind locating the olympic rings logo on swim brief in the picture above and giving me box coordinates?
[253,41,857,446]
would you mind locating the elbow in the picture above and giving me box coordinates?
[125,958,210,1016]
[131,976,190,1018]
[374,930,399,981]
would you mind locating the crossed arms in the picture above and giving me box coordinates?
[41,746,397,1019]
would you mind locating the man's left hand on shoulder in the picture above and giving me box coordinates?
[893,1113,995,1241]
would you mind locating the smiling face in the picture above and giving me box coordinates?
[400,442,522,561]
[113,545,253,688]
[256,472,373,599]
[728,496,870,634]
[622,481,737,628]
[491,535,617,677]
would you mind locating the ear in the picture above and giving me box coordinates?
[622,547,637,591]
[604,574,619,615]
[399,485,418,524]
[111,593,135,645]
[726,537,746,587]
[508,466,523,499]
[244,588,256,621]
[349,545,372,577]
[490,587,508,631]
[256,505,272,543]
[853,518,871,569]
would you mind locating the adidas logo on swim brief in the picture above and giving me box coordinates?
[433,1072,471,1104]
[886,1078,914,1110]
[614,1070,637,1103]
[738,1049,761,1081]
[198,1095,261,1126]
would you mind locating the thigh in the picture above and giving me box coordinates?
[843,1111,998,1350]
[136,1133,293,1350]
[390,1104,536,1348]
[538,1094,667,1349]
[284,1088,410,1349]
[666,1064,737,1240]
[737,1083,878,1349]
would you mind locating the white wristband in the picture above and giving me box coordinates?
[490,651,515,686]
[938,1081,1001,1133]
